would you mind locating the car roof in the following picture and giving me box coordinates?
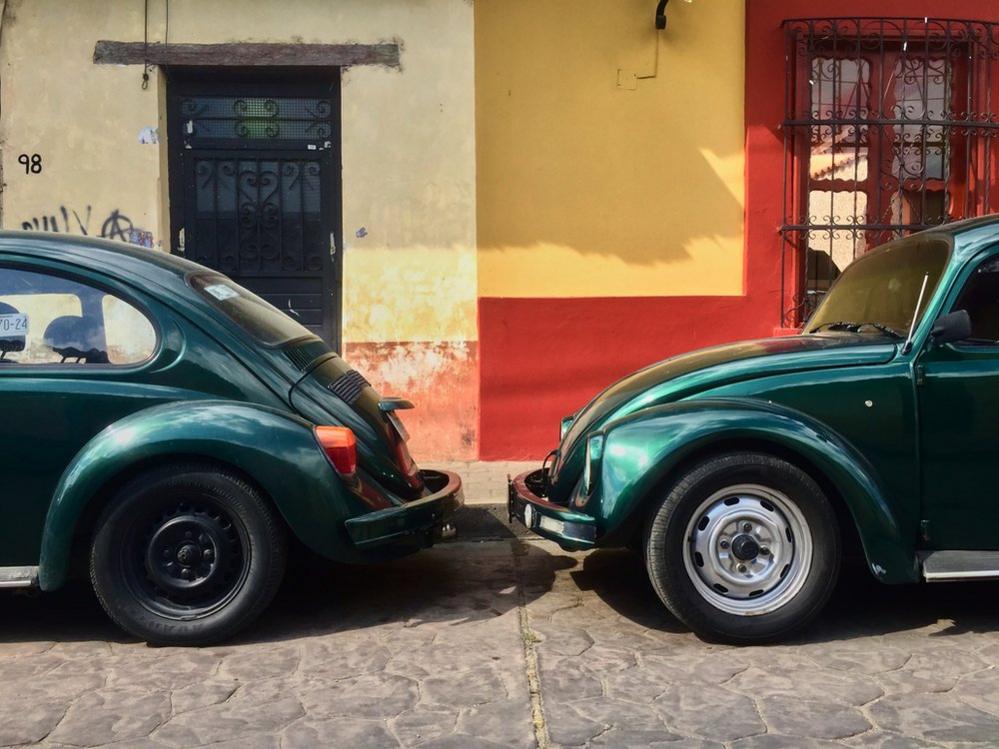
[827,215,999,266]
[930,214,999,261]
[0,231,309,381]
[0,232,230,336]
[0,231,206,283]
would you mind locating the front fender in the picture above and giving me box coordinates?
[39,401,363,590]
[583,398,917,583]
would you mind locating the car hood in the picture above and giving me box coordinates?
[549,334,897,495]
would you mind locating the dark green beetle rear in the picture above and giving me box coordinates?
[0,232,462,645]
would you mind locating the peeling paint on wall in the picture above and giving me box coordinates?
[344,340,478,461]
[2,0,478,460]
[343,245,477,342]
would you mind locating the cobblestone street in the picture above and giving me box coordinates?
[4,525,999,748]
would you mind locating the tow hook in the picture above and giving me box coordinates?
[439,523,457,541]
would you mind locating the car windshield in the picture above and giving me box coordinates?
[804,234,951,338]
[190,273,318,347]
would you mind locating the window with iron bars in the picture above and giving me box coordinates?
[780,17,999,327]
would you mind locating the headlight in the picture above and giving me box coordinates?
[560,414,575,440]
[582,434,604,494]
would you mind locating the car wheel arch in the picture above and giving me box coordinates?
[64,454,292,587]
[37,400,353,591]
[633,437,865,566]
[597,400,919,584]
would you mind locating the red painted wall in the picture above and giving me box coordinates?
[479,296,772,458]
[478,0,999,460]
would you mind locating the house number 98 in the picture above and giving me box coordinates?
[17,154,42,174]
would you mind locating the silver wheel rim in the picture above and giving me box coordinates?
[682,483,812,616]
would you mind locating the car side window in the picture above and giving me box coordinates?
[952,257,999,346]
[0,267,157,366]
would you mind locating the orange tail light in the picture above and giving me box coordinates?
[315,426,357,476]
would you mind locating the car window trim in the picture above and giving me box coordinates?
[932,243,999,355]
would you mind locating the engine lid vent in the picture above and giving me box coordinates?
[326,369,371,405]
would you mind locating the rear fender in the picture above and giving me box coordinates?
[39,401,364,590]
[586,398,917,583]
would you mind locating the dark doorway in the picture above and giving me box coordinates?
[167,71,342,349]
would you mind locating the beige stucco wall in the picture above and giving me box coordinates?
[0,0,478,459]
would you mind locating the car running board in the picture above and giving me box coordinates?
[0,566,39,588]
[921,551,999,582]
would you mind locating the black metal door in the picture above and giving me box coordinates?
[167,74,342,348]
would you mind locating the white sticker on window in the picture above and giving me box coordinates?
[203,284,239,302]
[0,313,28,335]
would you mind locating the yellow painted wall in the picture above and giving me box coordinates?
[475,0,746,298]
[0,0,479,458]
[0,0,477,343]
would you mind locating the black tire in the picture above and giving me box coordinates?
[644,452,840,644]
[90,463,287,645]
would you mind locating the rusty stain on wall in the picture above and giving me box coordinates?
[344,340,478,461]
[2,0,478,460]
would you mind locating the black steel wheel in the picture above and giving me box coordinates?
[91,463,286,645]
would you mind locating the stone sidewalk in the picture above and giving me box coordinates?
[427,461,537,505]
[4,534,999,748]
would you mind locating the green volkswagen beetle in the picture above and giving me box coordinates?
[0,232,462,645]
[511,215,999,643]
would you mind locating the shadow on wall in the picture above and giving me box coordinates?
[475,0,746,279]
[477,142,744,271]
[474,0,752,457]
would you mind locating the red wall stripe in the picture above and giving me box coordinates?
[479,0,999,461]
[478,296,771,459]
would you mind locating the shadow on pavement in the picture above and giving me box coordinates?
[570,548,689,633]
[576,548,999,642]
[451,504,531,541]
[0,537,560,647]
[4,534,998,648]
[0,582,119,644]
[810,560,999,642]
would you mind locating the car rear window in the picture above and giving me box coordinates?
[190,273,321,347]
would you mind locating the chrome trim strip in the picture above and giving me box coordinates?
[0,566,39,588]
[924,569,999,582]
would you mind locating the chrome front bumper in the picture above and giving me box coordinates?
[508,469,598,549]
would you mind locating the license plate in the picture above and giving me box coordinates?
[386,411,410,442]
[0,314,27,335]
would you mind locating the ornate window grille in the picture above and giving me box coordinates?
[780,17,999,326]
[178,96,334,148]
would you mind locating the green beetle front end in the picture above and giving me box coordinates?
[512,216,999,643]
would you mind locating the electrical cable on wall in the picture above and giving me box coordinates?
[0,0,8,226]
[141,0,151,89]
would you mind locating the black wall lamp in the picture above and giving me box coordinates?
[655,0,692,30]
[655,0,670,30]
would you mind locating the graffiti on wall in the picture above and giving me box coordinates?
[19,205,154,248]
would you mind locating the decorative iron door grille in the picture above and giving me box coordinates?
[178,96,335,149]
[167,76,342,347]
[781,17,999,326]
